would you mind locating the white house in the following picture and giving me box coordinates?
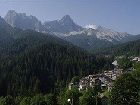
[112,60,118,66]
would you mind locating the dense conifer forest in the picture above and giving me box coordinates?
[95,39,140,56]
[0,16,140,105]
[0,22,113,97]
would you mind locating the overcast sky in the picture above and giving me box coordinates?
[0,0,140,34]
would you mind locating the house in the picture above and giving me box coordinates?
[79,78,90,90]
[132,57,140,62]
[112,60,118,67]
[138,57,140,61]
[72,62,123,92]
[68,83,74,90]
[78,73,114,91]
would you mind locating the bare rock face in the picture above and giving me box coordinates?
[43,15,83,33]
[4,11,82,34]
[4,10,138,50]
[4,10,44,32]
[0,16,15,42]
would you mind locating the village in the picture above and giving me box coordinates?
[68,56,140,93]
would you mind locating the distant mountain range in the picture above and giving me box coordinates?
[4,10,140,50]
[4,10,82,34]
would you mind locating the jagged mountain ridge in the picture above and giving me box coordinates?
[4,10,140,50]
[63,27,130,50]
[4,10,82,34]
[44,15,83,33]
[0,15,72,57]
[4,10,45,32]
[66,26,129,42]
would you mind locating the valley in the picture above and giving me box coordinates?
[0,8,139,105]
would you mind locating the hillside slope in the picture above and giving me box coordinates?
[95,39,140,56]
[0,16,113,96]
[0,34,113,96]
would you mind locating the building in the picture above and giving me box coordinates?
[132,57,140,62]
[112,60,118,67]
[78,73,114,91]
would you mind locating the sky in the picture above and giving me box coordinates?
[0,0,140,35]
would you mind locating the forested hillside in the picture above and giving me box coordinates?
[95,39,140,56]
[0,36,113,96]
[0,30,68,57]
[0,17,113,96]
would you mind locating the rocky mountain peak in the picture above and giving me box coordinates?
[60,15,72,20]
[61,15,71,20]
[59,15,74,25]
[44,15,83,34]
[6,10,17,15]
[4,10,44,32]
